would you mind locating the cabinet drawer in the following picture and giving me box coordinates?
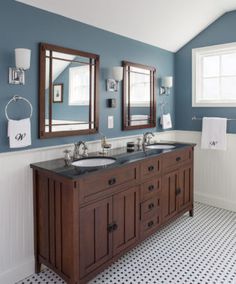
[79,164,138,202]
[140,157,161,180]
[140,214,161,239]
[140,178,161,201]
[163,148,192,172]
[140,196,161,220]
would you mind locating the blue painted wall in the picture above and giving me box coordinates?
[175,11,236,133]
[0,0,174,153]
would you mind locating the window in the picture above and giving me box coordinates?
[69,65,90,106]
[192,42,236,107]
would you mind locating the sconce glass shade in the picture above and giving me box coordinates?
[162,76,173,88]
[15,48,31,70]
[111,66,123,81]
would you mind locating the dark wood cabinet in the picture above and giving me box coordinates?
[162,149,193,222]
[178,164,193,212]
[80,197,113,278]
[31,146,194,284]
[80,186,139,278]
[162,170,179,222]
[113,187,139,255]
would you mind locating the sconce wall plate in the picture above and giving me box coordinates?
[160,86,170,95]
[160,76,173,95]
[9,67,25,85]
[107,79,118,92]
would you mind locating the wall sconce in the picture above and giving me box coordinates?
[107,66,123,92]
[9,48,31,85]
[160,76,173,95]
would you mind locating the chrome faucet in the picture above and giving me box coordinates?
[73,141,88,159]
[143,132,155,150]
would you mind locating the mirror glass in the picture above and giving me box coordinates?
[39,43,99,138]
[123,61,156,130]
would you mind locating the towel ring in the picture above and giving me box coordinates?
[5,95,33,121]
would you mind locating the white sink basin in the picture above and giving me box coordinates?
[72,157,116,167]
[146,144,176,150]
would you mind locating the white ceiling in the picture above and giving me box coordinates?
[16,0,236,52]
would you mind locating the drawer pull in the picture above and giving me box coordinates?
[148,165,154,172]
[176,157,181,162]
[148,185,154,192]
[148,203,155,210]
[148,221,154,228]
[108,178,116,186]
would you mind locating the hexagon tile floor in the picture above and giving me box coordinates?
[17,202,236,284]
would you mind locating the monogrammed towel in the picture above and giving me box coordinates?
[8,118,31,148]
[201,117,227,150]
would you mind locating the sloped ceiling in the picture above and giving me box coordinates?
[16,0,236,52]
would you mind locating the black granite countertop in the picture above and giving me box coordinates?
[30,142,195,180]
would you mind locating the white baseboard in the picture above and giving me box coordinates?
[0,258,35,284]
[195,191,236,212]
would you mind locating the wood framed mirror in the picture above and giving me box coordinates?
[39,43,99,138]
[122,61,156,130]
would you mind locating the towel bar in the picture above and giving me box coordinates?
[192,116,236,121]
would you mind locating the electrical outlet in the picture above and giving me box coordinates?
[108,116,114,129]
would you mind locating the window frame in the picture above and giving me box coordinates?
[192,42,236,107]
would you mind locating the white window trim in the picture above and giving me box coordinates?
[192,42,236,107]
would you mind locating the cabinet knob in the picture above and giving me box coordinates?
[176,188,181,195]
[108,178,116,186]
[112,223,118,231]
[176,157,181,162]
[107,224,114,233]
[148,221,154,228]
[148,185,154,191]
[107,223,118,232]
[148,203,155,210]
[148,165,154,172]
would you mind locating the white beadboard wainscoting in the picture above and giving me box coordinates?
[175,130,236,213]
[0,131,175,284]
[1,130,236,284]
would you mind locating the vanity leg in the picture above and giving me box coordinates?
[189,208,194,217]
[35,259,41,274]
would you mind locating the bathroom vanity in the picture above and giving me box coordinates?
[31,143,194,284]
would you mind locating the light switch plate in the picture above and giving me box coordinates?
[108,116,114,129]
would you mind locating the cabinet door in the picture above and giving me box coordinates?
[162,170,178,222]
[178,164,193,212]
[113,187,139,256]
[80,197,112,278]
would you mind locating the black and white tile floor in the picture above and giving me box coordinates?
[17,202,236,284]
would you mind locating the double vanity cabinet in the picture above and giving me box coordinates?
[31,144,194,284]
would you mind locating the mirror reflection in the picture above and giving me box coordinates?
[39,44,99,138]
[123,61,156,130]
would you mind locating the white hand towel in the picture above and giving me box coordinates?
[161,113,172,129]
[201,117,227,150]
[8,118,32,148]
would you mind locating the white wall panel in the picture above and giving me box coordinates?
[175,130,236,212]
